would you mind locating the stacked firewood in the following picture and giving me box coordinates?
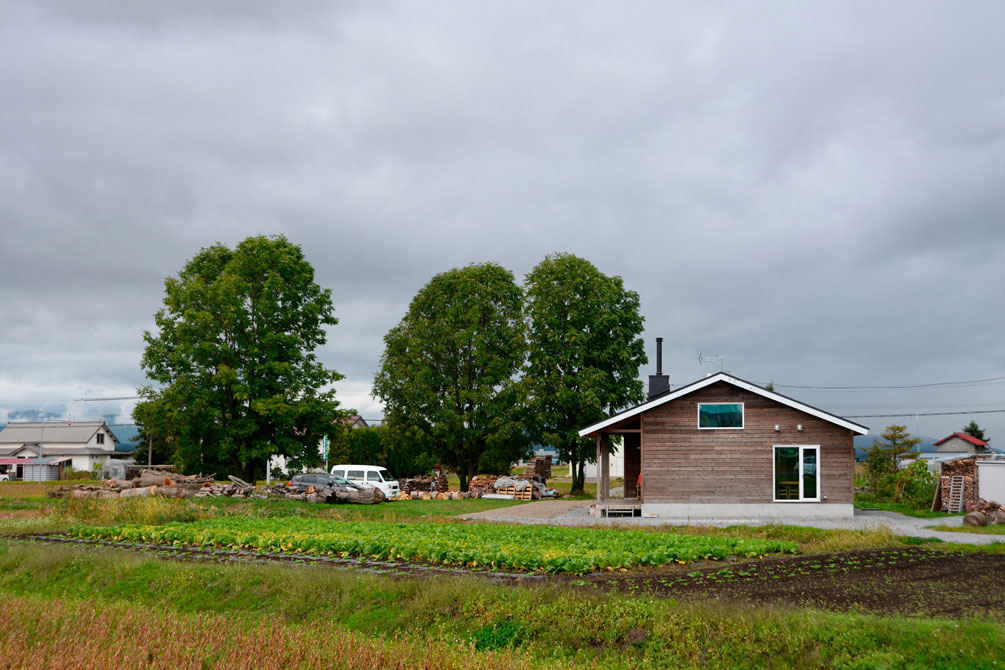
[523,456,552,479]
[964,499,1005,526]
[938,457,979,512]
[467,475,502,497]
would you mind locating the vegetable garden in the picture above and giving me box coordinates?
[68,517,798,573]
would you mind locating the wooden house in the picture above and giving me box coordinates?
[579,371,868,519]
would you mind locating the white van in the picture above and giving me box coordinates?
[330,465,400,498]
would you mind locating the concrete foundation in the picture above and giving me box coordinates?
[641,502,854,520]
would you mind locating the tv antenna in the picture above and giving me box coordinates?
[698,353,728,375]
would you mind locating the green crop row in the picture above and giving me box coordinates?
[67,517,797,573]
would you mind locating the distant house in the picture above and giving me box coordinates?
[918,432,992,472]
[934,432,989,455]
[579,369,869,519]
[0,421,127,473]
[344,415,369,429]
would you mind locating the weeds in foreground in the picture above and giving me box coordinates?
[926,523,1005,535]
[0,543,1002,669]
[0,594,549,670]
[62,496,211,526]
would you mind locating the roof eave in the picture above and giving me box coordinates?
[579,372,869,437]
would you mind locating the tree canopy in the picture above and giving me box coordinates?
[962,420,988,443]
[134,235,342,480]
[864,423,920,483]
[372,262,527,490]
[523,253,646,493]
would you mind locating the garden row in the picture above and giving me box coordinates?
[67,517,798,573]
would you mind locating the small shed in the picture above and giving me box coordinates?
[976,458,1005,506]
[20,457,71,481]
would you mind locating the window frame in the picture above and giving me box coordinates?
[772,445,821,502]
[697,402,745,430]
[96,433,105,445]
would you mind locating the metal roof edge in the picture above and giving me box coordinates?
[579,372,869,437]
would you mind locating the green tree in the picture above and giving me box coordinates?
[864,424,921,489]
[328,424,433,479]
[373,263,528,491]
[134,235,343,481]
[523,253,646,494]
[962,420,988,443]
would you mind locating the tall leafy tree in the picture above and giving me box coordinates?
[523,253,646,493]
[962,420,988,443]
[373,263,527,490]
[135,235,342,481]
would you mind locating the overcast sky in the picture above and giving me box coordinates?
[2,1,1004,442]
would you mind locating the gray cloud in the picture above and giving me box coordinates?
[2,1,1004,440]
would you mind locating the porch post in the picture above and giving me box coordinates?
[600,433,611,502]
[595,436,601,506]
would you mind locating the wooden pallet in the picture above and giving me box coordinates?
[498,485,533,500]
[947,475,966,513]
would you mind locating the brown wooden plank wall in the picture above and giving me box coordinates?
[641,382,855,505]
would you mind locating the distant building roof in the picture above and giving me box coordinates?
[0,421,119,445]
[934,432,988,448]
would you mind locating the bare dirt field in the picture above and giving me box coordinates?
[582,547,1005,619]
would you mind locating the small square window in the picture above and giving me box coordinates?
[698,403,744,429]
[96,433,105,445]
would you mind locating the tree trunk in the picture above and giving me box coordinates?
[569,449,585,494]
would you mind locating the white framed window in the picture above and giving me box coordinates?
[773,445,820,502]
[96,433,105,445]
[697,402,744,429]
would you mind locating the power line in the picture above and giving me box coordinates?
[768,375,1005,391]
[843,408,1005,418]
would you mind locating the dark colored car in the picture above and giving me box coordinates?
[287,473,360,492]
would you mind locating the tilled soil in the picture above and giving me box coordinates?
[7,535,1003,619]
[580,548,1005,619]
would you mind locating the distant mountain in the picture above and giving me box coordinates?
[853,435,940,461]
[109,425,142,450]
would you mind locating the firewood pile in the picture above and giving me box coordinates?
[523,456,552,479]
[62,470,383,505]
[399,474,450,495]
[937,458,979,512]
[468,475,502,497]
[964,499,1005,526]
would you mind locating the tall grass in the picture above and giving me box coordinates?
[62,496,209,525]
[1,540,1002,669]
[0,481,75,499]
[0,594,553,670]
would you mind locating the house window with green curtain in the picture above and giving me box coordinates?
[697,403,744,429]
[773,445,819,501]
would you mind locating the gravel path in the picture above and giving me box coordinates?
[461,503,1003,545]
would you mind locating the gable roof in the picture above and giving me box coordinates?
[579,372,869,437]
[934,432,988,448]
[0,421,118,446]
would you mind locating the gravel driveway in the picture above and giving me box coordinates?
[461,502,1002,545]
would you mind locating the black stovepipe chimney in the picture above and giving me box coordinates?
[648,338,670,399]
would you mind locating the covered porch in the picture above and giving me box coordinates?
[589,418,643,517]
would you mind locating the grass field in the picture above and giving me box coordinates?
[2,485,1004,668]
[0,541,1002,669]
[927,523,1005,535]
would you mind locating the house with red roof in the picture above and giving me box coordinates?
[933,432,990,455]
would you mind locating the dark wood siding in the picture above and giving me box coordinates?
[641,382,854,505]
